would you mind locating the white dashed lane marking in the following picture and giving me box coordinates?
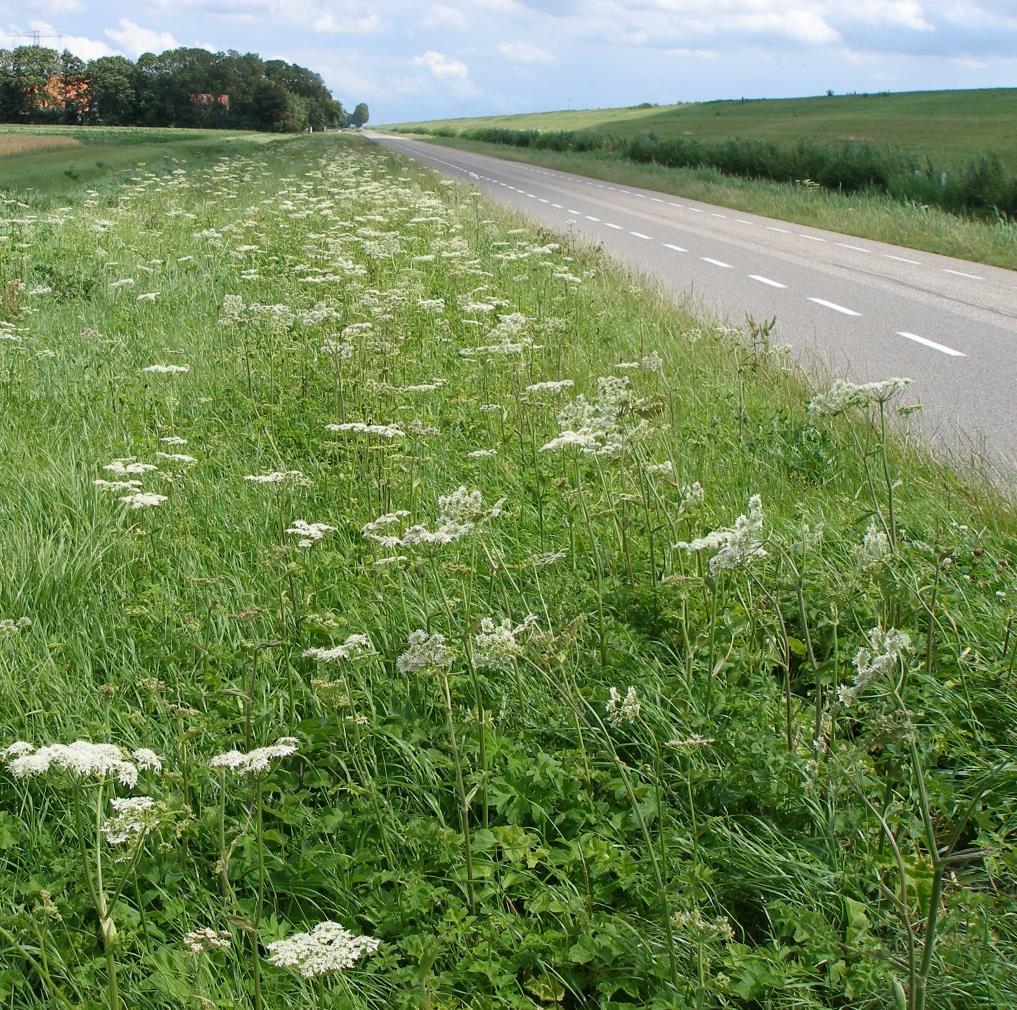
[897,331,966,356]
[749,275,787,289]
[800,234,826,242]
[662,243,687,252]
[630,231,653,240]
[943,269,983,280]
[767,226,792,234]
[702,257,732,268]
[604,222,623,230]
[585,215,601,222]
[808,297,861,316]
[884,254,921,265]
[836,243,870,253]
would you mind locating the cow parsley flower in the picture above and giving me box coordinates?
[302,634,374,663]
[243,470,306,484]
[675,495,766,573]
[266,921,380,978]
[858,520,890,567]
[397,630,455,674]
[208,737,298,776]
[142,364,188,374]
[104,460,158,475]
[1,617,32,637]
[155,452,198,464]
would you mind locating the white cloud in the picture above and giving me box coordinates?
[498,41,556,63]
[412,49,470,79]
[423,4,468,28]
[104,19,181,56]
[20,18,117,60]
[24,0,83,13]
[313,11,384,32]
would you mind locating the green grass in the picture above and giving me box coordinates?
[393,135,1017,269]
[0,124,287,193]
[389,89,1017,172]
[0,133,1015,1010]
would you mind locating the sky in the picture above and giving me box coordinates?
[4,1,1017,123]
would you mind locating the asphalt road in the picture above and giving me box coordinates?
[370,132,1017,477]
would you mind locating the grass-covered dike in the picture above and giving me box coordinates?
[1,133,1015,1009]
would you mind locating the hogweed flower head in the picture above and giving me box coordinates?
[243,470,307,485]
[0,617,31,637]
[209,737,298,777]
[397,630,455,674]
[183,928,232,953]
[326,422,404,439]
[266,920,380,978]
[103,796,159,845]
[858,520,890,567]
[119,492,168,510]
[286,520,336,549]
[675,494,766,573]
[473,615,537,671]
[3,741,162,788]
[606,686,640,726]
[808,377,911,416]
[838,626,911,708]
[303,634,374,663]
[142,364,189,375]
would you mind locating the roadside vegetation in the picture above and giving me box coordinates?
[1,131,1015,1010]
[0,134,79,157]
[392,134,1017,269]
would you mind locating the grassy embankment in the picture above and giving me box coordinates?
[388,89,1017,268]
[0,133,1015,1009]
[0,124,286,192]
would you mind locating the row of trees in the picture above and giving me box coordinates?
[0,46,367,133]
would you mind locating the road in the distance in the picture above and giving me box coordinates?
[370,131,1017,478]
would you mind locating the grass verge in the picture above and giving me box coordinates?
[397,134,1017,269]
[0,134,1015,1009]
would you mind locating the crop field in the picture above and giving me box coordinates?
[389,89,1017,172]
[0,135,81,158]
[1,133,1015,1009]
[0,125,283,193]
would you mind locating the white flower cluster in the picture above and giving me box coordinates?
[97,460,167,509]
[119,492,169,510]
[606,686,640,726]
[155,452,198,465]
[666,734,716,751]
[858,520,890,567]
[265,921,380,978]
[473,615,538,671]
[104,460,158,475]
[523,379,574,397]
[675,494,767,573]
[320,338,353,359]
[209,737,298,776]
[3,741,162,788]
[141,364,189,375]
[326,422,404,438]
[460,312,539,357]
[243,470,306,485]
[286,519,336,549]
[183,927,232,953]
[303,634,375,663]
[671,908,735,942]
[0,617,31,636]
[362,488,503,551]
[808,377,912,416]
[103,796,158,845]
[541,376,648,458]
[397,630,455,674]
[838,626,911,708]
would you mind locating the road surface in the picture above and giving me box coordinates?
[370,132,1017,477]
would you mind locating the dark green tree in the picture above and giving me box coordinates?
[351,102,369,127]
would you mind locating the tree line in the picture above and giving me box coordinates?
[0,45,368,133]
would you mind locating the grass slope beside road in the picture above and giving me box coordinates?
[0,133,1015,1009]
[391,134,1017,269]
[0,124,286,193]
[389,89,1017,172]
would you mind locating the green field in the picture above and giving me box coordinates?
[0,124,287,193]
[390,89,1017,171]
[1,132,1015,1009]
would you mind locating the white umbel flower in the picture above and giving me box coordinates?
[397,630,455,674]
[838,627,910,708]
[473,615,537,671]
[119,492,168,510]
[103,796,157,845]
[3,741,161,788]
[183,928,232,953]
[606,686,640,726]
[808,377,911,416]
[326,422,404,438]
[286,520,336,549]
[675,495,766,573]
[208,737,298,776]
[142,364,188,374]
[266,920,380,978]
[303,634,374,663]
